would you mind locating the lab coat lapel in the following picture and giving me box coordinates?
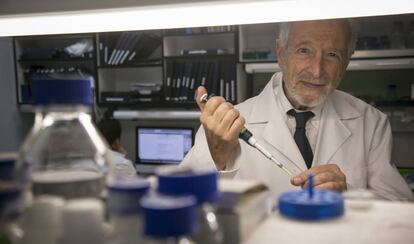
[246,74,307,172]
[313,97,352,166]
[262,105,307,171]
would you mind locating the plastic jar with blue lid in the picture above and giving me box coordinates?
[140,193,197,244]
[156,166,223,244]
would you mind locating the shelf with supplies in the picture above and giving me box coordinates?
[12,26,239,108]
[163,31,236,57]
[97,59,163,69]
[13,33,97,105]
[163,26,238,105]
[163,26,237,37]
[165,54,236,59]
[96,30,164,106]
[97,31,163,66]
[244,55,414,74]
[18,57,94,62]
[113,109,201,120]
[164,56,237,104]
[96,26,239,107]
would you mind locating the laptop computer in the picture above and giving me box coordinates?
[135,126,194,173]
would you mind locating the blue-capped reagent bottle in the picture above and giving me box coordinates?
[107,178,150,244]
[140,193,197,244]
[17,78,113,200]
[0,153,23,244]
[157,166,223,244]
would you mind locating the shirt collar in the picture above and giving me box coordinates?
[110,149,127,158]
[275,76,324,121]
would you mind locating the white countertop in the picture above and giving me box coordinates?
[245,200,414,244]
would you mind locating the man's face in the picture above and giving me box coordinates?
[276,20,351,109]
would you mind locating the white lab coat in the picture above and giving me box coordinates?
[182,72,414,201]
[109,149,137,180]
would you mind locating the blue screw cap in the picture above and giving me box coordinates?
[157,167,219,204]
[31,79,92,105]
[140,194,197,238]
[0,153,16,181]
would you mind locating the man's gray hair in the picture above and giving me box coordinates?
[278,19,358,58]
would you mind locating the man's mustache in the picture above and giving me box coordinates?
[295,74,330,85]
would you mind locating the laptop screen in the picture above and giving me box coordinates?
[136,127,193,165]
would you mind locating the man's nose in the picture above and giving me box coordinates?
[309,53,322,79]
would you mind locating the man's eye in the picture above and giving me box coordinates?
[297,48,309,54]
[327,52,339,58]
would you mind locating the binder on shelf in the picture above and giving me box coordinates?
[100,31,161,66]
[103,33,109,64]
[99,34,104,64]
[113,32,133,65]
[170,61,178,101]
[170,60,178,101]
[200,61,208,87]
[165,60,174,101]
[205,61,215,94]
[177,61,186,101]
[229,62,236,102]
[119,32,141,65]
[188,61,200,101]
[105,33,118,65]
[107,32,126,65]
[210,60,221,96]
[180,48,230,56]
[219,61,226,98]
[128,33,161,62]
[180,62,192,100]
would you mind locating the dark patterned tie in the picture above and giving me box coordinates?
[287,109,315,169]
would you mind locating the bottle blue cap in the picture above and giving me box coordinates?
[107,179,150,214]
[0,187,21,219]
[31,79,92,105]
[157,167,219,204]
[140,194,197,238]
[278,174,344,220]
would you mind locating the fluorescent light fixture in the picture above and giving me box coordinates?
[0,0,413,36]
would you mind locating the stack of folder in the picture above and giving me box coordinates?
[99,32,161,66]
[166,25,235,35]
[164,59,236,103]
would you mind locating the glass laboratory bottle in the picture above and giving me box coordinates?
[17,78,113,200]
[107,178,150,244]
[157,166,223,244]
[140,193,197,244]
[58,198,106,244]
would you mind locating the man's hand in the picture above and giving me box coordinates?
[196,86,245,170]
[291,164,347,192]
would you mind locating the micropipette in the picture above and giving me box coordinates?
[200,93,293,177]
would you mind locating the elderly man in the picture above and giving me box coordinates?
[181,19,413,201]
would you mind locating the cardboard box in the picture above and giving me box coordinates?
[216,179,272,243]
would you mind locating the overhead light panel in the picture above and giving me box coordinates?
[0,0,413,36]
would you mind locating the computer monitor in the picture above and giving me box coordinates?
[135,127,194,172]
